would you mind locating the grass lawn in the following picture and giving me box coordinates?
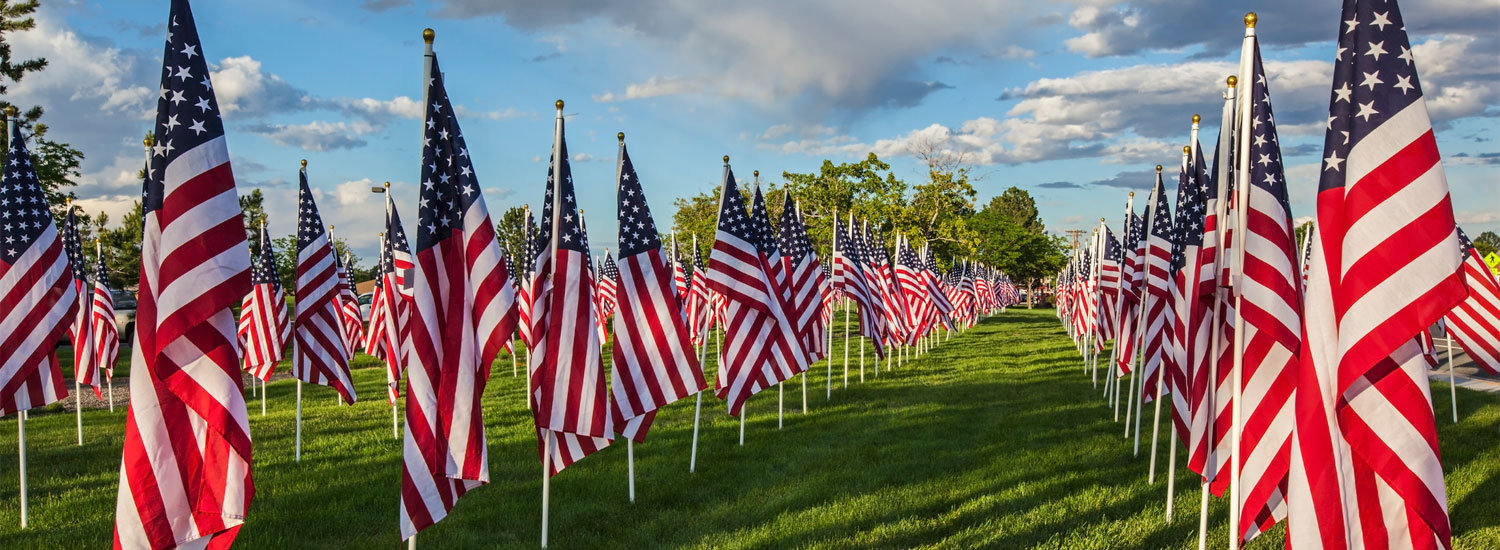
[2,308,1497,548]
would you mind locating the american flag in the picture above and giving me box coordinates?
[596,252,619,339]
[706,160,808,416]
[1184,137,1229,485]
[777,193,828,360]
[240,223,288,381]
[114,1,253,545]
[1139,170,1175,407]
[1115,206,1145,375]
[0,119,76,416]
[400,53,520,538]
[518,210,536,351]
[366,192,413,405]
[609,139,707,442]
[920,244,956,330]
[868,225,908,347]
[85,250,120,387]
[529,107,611,476]
[1097,225,1123,352]
[1169,147,1207,449]
[292,169,356,404]
[333,245,363,361]
[834,213,885,347]
[1229,40,1302,544]
[1443,229,1500,374]
[62,206,98,396]
[1289,2,1462,548]
[671,235,689,302]
[686,235,712,344]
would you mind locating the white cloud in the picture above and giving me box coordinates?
[247,120,377,151]
[594,76,704,103]
[335,178,379,206]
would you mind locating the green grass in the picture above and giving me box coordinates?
[2,308,1497,548]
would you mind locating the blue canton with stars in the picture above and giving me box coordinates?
[146,0,226,216]
[1320,0,1426,192]
[600,254,619,282]
[748,184,778,257]
[1148,173,1174,247]
[1169,145,1207,273]
[1247,48,1294,220]
[1103,226,1122,265]
[0,125,54,264]
[252,224,279,287]
[297,170,329,253]
[62,206,86,280]
[417,55,483,252]
[776,192,810,260]
[615,143,664,257]
[712,165,756,248]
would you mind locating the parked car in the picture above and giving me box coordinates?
[113,290,137,345]
[359,292,374,322]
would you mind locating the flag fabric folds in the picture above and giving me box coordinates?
[400,53,520,539]
[86,252,120,388]
[62,206,99,398]
[114,0,254,545]
[240,224,289,381]
[293,169,356,404]
[1443,229,1500,374]
[1289,1,1461,548]
[609,139,707,442]
[367,193,414,405]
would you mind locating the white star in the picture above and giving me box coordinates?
[1258,153,1272,166]
[174,66,193,81]
[1333,83,1352,103]
[1355,101,1379,122]
[188,120,207,135]
[1369,11,1393,30]
[1324,152,1344,172]
[165,115,180,131]
[181,43,198,59]
[1359,71,1383,90]
[1365,41,1387,61]
[1398,46,1414,66]
[194,97,212,112]
[1393,74,1415,95]
[170,90,186,105]
[1343,16,1359,34]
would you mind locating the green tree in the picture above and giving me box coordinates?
[273,233,362,289]
[1474,230,1499,258]
[239,188,268,241]
[97,201,143,289]
[970,188,1065,308]
[779,153,908,255]
[1,1,83,214]
[495,205,532,260]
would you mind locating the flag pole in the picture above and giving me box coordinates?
[843,297,851,389]
[828,206,839,400]
[70,201,85,445]
[627,439,636,503]
[1228,19,1256,547]
[295,378,302,462]
[690,314,708,472]
[17,407,26,528]
[690,234,706,472]
[1188,114,1218,550]
[1445,323,1457,422]
[541,429,552,549]
[1144,165,1166,474]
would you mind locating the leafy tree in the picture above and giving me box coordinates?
[1,0,83,215]
[1294,221,1313,252]
[1474,230,1499,258]
[273,234,362,289]
[671,184,752,261]
[494,205,532,260]
[969,188,1065,307]
[97,201,143,289]
[239,188,268,241]
[779,153,907,254]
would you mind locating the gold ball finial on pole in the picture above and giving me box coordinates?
[144,134,155,148]
[722,155,730,164]
[555,99,564,111]
[1129,191,1135,197]
[1245,12,1257,28]
[1227,75,1238,88]
[4,105,16,118]
[1192,114,1201,124]
[1183,146,1191,155]
[753,170,759,177]
[300,159,307,168]
[384,181,391,189]
[617,132,625,142]
[1156,164,1163,172]
[423,28,435,44]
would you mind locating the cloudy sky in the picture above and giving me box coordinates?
[12,0,1499,260]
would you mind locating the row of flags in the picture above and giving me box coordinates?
[1057,3,1500,550]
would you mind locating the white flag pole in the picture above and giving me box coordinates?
[295,378,303,462]
[392,403,399,439]
[778,383,784,429]
[1228,19,1255,547]
[739,405,746,446]
[1186,108,1220,550]
[1141,166,1165,469]
[541,429,552,549]
[859,335,866,382]
[627,439,636,503]
[1444,321,1458,422]
[17,408,26,528]
[690,235,707,473]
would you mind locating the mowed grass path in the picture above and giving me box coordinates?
[2,308,1498,548]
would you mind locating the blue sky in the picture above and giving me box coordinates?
[11,0,1499,261]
